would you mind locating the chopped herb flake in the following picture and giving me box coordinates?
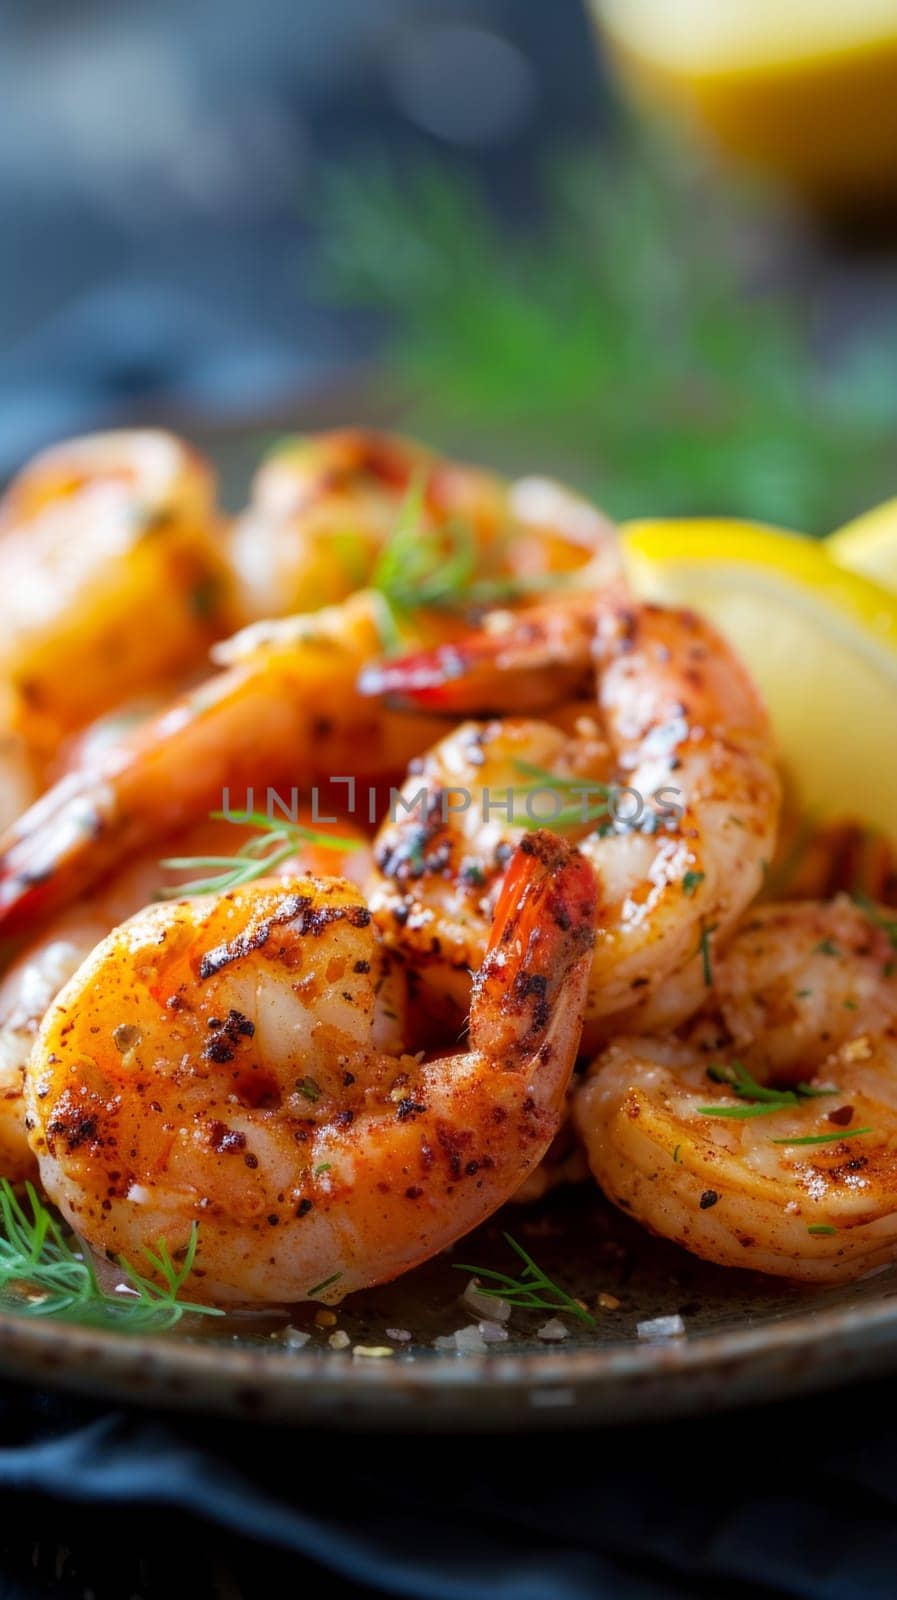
[700,1064,839,1120]
[772,1127,872,1147]
[699,922,717,987]
[308,1272,342,1298]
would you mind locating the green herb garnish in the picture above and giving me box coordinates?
[455,1232,595,1327]
[461,859,486,888]
[0,1182,221,1332]
[370,475,476,650]
[771,1127,872,1147]
[313,141,897,532]
[369,477,578,652]
[699,1063,840,1120]
[699,922,717,987]
[807,1224,837,1236]
[159,810,361,898]
[682,870,705,897]
[814,938,841,958]
[308,1272,342,1298]
[507,760,612,834]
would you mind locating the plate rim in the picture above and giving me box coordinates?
[3,1273,897,1428]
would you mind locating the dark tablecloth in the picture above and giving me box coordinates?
[2,1373,896,1600]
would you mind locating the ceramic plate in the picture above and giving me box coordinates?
[4,427,893,1428]
[3,1190,897,1429]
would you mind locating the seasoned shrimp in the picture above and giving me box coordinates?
[574,898,897,1282]
[0,457,622,935]
[227,428,622,626]
[0,815,368,1184]
[366,597,780,1049]
[26,834,596,1306]
[0,431,229,755]
[0,593,453,935]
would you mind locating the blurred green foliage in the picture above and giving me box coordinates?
[314,137,897,533]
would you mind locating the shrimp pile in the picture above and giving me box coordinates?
[0,423,894,1310]
[575,899,897,1282]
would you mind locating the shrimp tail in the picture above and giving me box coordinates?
[358,598,602,715]
[471,830,597,1077]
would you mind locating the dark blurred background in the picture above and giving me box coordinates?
[3,0,897,529]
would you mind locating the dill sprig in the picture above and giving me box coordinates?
[505,760,614,834]
[699,1062,840,1120]
[313,140,897,533]
[372,476,474,608]
[369,479,574,651]
[0,1181,222,1332]
[370,475,476,650]
[455,1232,596,1327]
[159,810,362,899]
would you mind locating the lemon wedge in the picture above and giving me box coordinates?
[590,0,897,204]
[621,519,897,841]
[828,500,897,594]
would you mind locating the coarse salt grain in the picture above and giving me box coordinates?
[536,1317,569,1342]
[283,1327,311,1349]
[353,1345,394,1358]
[434,1325,488,1353]
[477,1319,509,1344]
[637,1314,685,1341]
[461,1277,512,1322]
[385,1327,412,1343]
[328,1329,350,1350]
[454,1324,489,1353]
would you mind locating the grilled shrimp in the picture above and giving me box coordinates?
[0,593,453,936]
[0,816,368,1184]
[27,834,595,1306]
[574,898,897,1282]
[366,598,780,1049]
[227,428,622,626]
[0,448,622,935]
[0,430,229,757]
